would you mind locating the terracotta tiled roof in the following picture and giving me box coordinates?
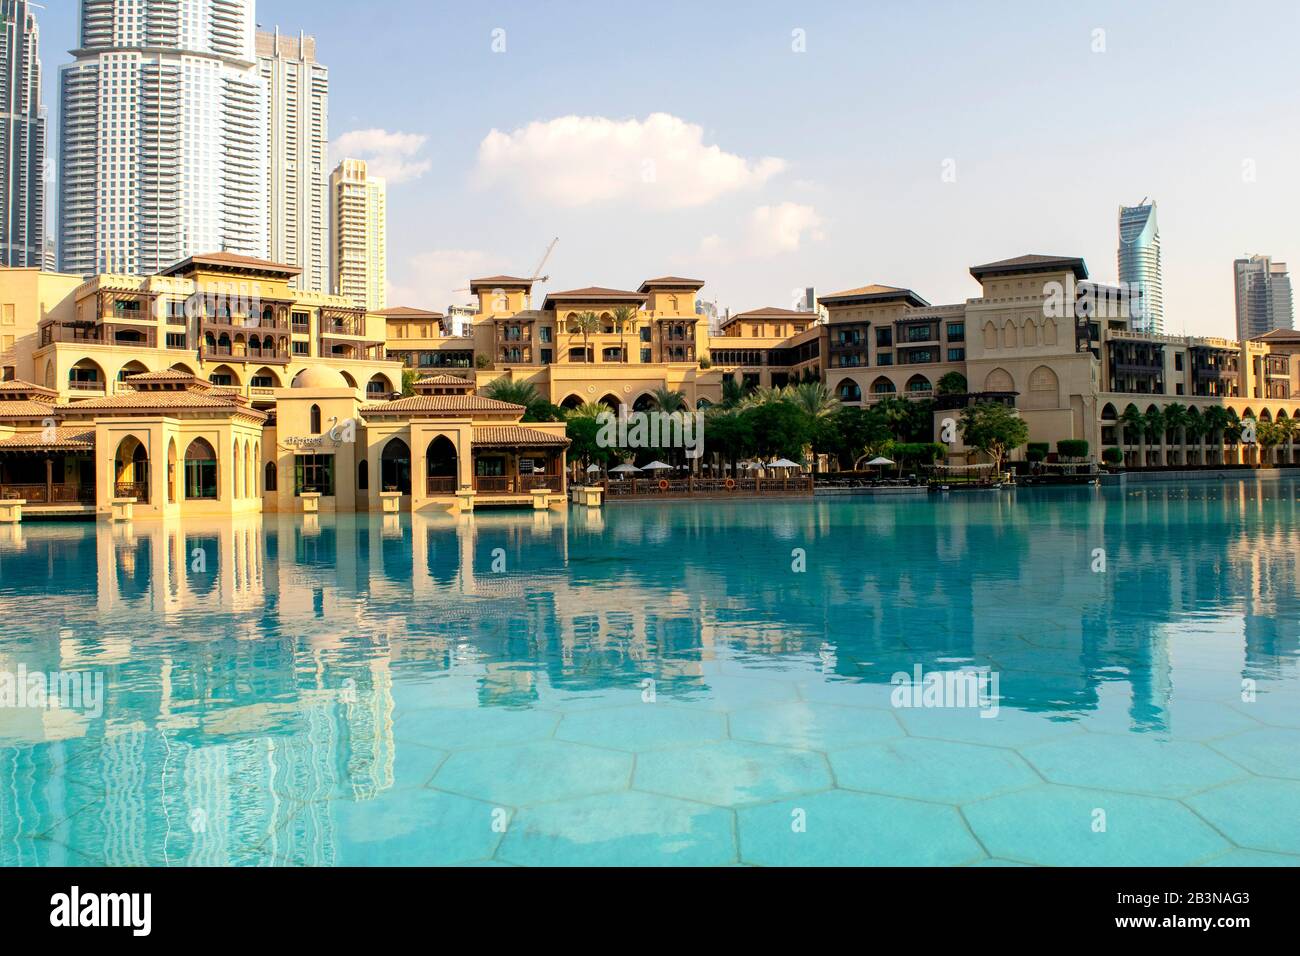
[637,276,705,292]
[414,374,473,385]
[159,251,302,277]
[969,254,1088,281]
[469,275,534,290]
[816,283,930,306]
[0,427,95,450]
[361,394,524,415]
[547,286,646,299]
[377,306,444,318]
[0,400,58,419]
[719,306,816,329]
[57,389,267,421]
[472,425,570,447]
[0,379,57,398]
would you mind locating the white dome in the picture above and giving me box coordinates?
[293,366,349,389]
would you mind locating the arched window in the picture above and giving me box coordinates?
[358,459,369,490]
[836,378,862,402]
[184,438,218,500]
[310,404,322,434]
[265,461,277,492]
[380,438,411,493]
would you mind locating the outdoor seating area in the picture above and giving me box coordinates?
[591,459,813,498]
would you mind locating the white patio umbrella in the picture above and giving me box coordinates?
[866,456,896,479]
[770,458,801,469]
[610,463,642,474]
[642,460,672,471]
[585,463,601,473]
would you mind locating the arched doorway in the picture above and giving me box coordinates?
[425,435,458,494]
[114,436,150,502]
[367,374,392,399]
[381,437,412,493]
[184,438,218,500]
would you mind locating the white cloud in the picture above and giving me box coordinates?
[475,113,785,208]
[746,202,825,255]
[387,249,504,312]
[695,202,825,261]
[331,128,432,184]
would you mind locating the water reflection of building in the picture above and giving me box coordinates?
[5,486,1300,862]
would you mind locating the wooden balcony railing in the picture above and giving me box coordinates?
[425,476,457,495]
[1,484,96,504]
[114,481,148,502]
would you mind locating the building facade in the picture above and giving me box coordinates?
[258,28,328,293]
[1117,200,1163,334]
[0,0,45,269]
[58,0,267,276]
[1234,254,1293,340]
[329,158,385,310]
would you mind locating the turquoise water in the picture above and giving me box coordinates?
[0,482,1298,866]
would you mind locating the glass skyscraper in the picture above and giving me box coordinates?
[1117,200,1164,335]
[58,0,267,276]
[1234,254,1294,340]
[1,0,46,268]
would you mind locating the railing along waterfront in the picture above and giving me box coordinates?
[1,483,97,504]
[601,475,813,497]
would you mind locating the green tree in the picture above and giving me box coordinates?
[744,401,811,462]
[1202,405,1232,464]
[1119,404,1146,467]
[959,401,1028,472]
[400,367,418,397]
[648,386,687,413]
[936,371,968,396]
[721,376,746,408]
[568,310,602,364]
[611,304,637,364]
[482,378,562,422]
[704,407,755,476]
[1256,420,1283,465]
[1162,403,1189,464]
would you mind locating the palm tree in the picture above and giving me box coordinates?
[1143,406,1166,466]
[1119,405,1146,468]
[738,385,787,409]
[648,386,687,413]
[1184,410,1207,465]
[1202,405,1232,466]
[612,304,637,364]
[1279,416,1297,466]
[721,377,746,408]
[568,310,602,364]
[483,378,541,408]
[786,381,840,420]
[1162,403,1189,466]
[567,400,610,420]
[785,382,839,475]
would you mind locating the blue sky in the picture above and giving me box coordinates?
[35,0,1300,335]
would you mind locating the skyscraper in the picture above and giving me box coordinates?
[1,0,45,268]
[258,28,328,292]
[329,158,386,310]
[1117,200,1164,334]
[1234,255,1294,340]
[58,0,267,276]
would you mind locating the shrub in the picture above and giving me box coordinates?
[474,354,490,369]
[699,355,712,369]
[1057,439,1089,459]
[891,442,947,465]
[1026,442,1049,463]
[1102,447,1123,465]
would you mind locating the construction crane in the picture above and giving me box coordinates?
[450,237,559,310]
[527,237,559,309]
